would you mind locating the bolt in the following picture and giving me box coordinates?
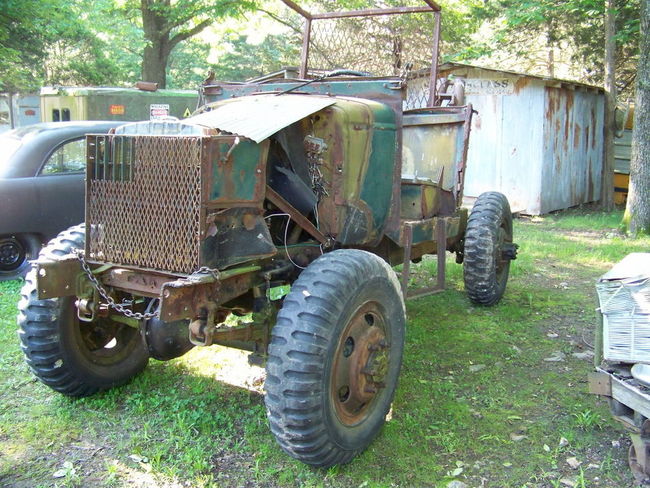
[375,381,386,389]
[364,386,377,394]
[378,340,388,349]
[368,344,379,352]
[361,367,376,376]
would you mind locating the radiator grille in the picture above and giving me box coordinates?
[87,135,203,274]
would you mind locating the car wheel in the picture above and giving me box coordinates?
[0,234,41,281]
[264,249,405,467]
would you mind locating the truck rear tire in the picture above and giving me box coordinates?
[264,250,405,467]
[463,192,514,305]
[17,224,149,397]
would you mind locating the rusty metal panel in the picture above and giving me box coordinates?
[188,95,335,143]
[540,87,603,214]
[402,110,466,192]
[439,64,604,215]
[461,75,546,214]
[499,82,545,214]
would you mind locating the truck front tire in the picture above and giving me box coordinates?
[264,249,405,467]
[17,224,149,397]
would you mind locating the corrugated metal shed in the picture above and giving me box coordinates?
[434,62,605,215]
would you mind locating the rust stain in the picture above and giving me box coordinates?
[513,76,531,95]
[573,123,581,149]
[591,108,596,149]
[564,116,570,152]
[564,90,574,112]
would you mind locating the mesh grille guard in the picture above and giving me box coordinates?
[86,134,203,274]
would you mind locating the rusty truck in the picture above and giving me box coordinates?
[18,1,517,467]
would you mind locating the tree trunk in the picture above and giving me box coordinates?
[142,41,170,88]
[623,0,650,235]
[602,0,616,211]
[141,0,170,88]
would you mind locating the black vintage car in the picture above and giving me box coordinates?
[0,121,121,280]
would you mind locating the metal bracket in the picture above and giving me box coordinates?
[588,370,612,396]
[400,218,446,300]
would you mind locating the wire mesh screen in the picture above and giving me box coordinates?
[308,13,436,75]
[404,71,432,110]
[308,12,436,108]
[87,135,203,274]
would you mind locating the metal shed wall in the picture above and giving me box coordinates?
[541,86,603,214]
[437,64,604,215]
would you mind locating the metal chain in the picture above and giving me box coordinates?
[194,266,221,281]
[73,249,159,320]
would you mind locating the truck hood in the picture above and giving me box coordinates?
[187,94,336,143]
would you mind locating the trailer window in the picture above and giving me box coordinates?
[62,108,71,121]
[52,109,60,122]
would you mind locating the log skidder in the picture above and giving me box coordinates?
[20,1,518,469]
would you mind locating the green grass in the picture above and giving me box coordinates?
[1,208,650,487]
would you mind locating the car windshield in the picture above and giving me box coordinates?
[0,126,48,178]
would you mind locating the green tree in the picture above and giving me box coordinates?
[623,0,650,235]
[467,0,639,89]
[0,0,139,93]
[136,0,255,88]
[0,0,59,92]
[211,33,300,82]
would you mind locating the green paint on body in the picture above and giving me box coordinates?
[204,79,401,105]
[361,120,396,230]
[210,140,263,202]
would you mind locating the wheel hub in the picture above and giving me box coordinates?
[331,303,390,426]
[0,238,24,269]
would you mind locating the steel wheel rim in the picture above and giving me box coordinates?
[331,301,390,427]
[67,301,140,366]
[0,238,25,271]
[495,222,511,281]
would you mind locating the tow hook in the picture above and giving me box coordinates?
[502,243,519,261]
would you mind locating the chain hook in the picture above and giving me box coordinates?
[72,249,159,320]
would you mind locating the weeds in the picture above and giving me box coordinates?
[573,409,605,431]
[1,209,648,487]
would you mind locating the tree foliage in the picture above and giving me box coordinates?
[465,0,640,93]
[0,0,142,93]
[134,0,256,88]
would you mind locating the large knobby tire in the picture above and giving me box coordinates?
[264,250,405,467]
[17,224,149,397]
[463,192,514,306]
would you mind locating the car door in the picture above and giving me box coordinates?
[35,138,86,239]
